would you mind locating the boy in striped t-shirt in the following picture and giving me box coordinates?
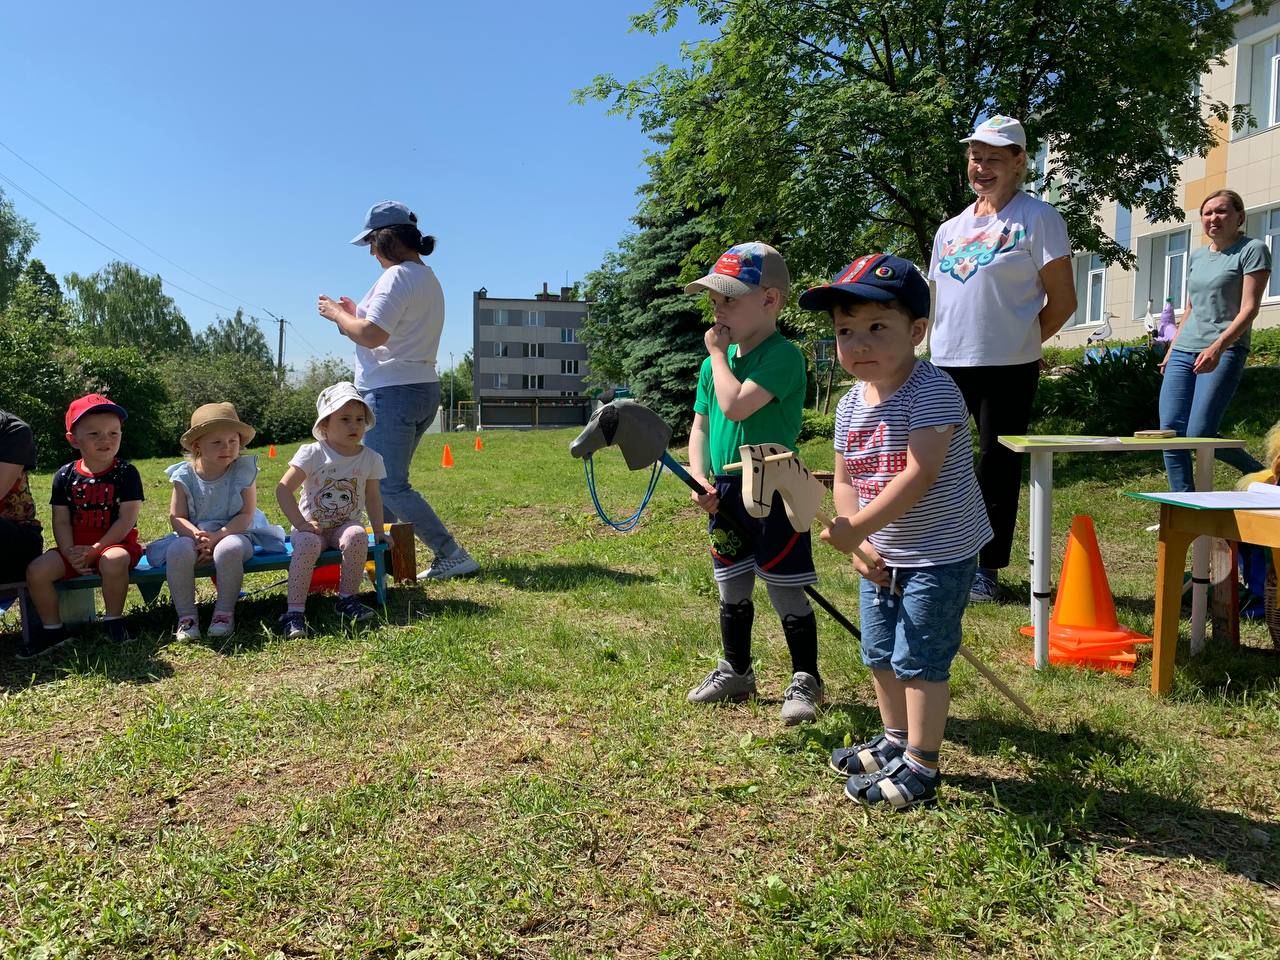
[799,254,992,809]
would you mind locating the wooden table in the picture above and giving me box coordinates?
[1150,504,1280,694]
[997,435,1246,670]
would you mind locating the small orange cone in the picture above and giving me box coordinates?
[268,445,277,458]
[474,436,483,451]
[441,444,454,468]
[1020,515,1149,674]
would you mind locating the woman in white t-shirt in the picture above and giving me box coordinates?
[317,200,477,580]
[927,116,1076,603]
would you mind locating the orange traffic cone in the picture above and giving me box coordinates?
[268,444,277,459]
[474,435,483,451]
[1019,515,1149,674]
[441,444,454,468]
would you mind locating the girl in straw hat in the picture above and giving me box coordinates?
[146,402,285,640]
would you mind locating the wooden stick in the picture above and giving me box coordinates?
[721,450,796,473]
[957,646,1036,718]
[389,522,417,583]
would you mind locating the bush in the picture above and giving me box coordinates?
[1035,346,1164,435]
[799,408,835,442]
[1249,326,1280,366]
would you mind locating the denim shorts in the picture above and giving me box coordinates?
[858,556,977,682]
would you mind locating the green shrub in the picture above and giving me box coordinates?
[799,408,835,442]
[1249,326,1280,366]
[1036,347,1164,435]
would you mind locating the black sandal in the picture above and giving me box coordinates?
[829,733,904,776]
[844,756,939,810]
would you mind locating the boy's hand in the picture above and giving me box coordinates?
[820,516,871,561]
[690,479,719,515]
[63,545,94,575]
[849,541,890,587]
[196,541,213,563]
[704,323,731,354]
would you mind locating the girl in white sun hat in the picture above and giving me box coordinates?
[275,383,388,638]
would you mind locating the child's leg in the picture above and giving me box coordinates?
[165,538,199,620]
[329,522,368,596]
[904,680,951,768]
[860,574,908,742]
[765,582,819,683]
[286,531,323,611]
[212,535,253,614]
[717,570,755,674]
[97,547,132,617]
[26,550,67,626]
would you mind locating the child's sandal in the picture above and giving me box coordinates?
[829,733,904,776]
[843,756,938,810]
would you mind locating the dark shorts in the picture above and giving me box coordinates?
[0,520,42,582]
[59,537,144,580]
[708,473,817,587]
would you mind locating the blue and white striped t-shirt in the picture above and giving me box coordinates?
[833,360,992,567]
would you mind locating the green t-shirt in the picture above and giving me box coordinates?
[1175,236,1271,352]
[693,331,807,475]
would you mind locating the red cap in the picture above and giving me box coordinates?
[65,394,128,433]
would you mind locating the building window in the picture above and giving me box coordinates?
[561,359,579,374]
[493,341,509,358]
[1261,207,1280,298]
[560,391,577,397]
[560,327,578,343]
[522,374,544,390]
[1065,254,1105,329]
[527,311,546,327]
[1165,229,1189,309]
[495,374,511,389]
[1248,34,1280,131]
[522,343,545,359]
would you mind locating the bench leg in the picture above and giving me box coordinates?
[374,551,387,606]
[59,589,97,626]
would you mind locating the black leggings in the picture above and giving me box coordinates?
[937,361,1040,570]
[0,519,42,583]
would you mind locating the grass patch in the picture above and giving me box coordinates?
[0,427,1277,957]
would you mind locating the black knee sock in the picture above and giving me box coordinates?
[719,599,754,675]
[781,612,820,684]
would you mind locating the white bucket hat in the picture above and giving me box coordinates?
[313,382,375,442]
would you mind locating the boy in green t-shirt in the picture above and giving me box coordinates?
[685,242,821,724]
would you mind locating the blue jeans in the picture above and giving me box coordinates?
[360,381,459,557]
[858,557,977,682]
[1158,345,1263,492]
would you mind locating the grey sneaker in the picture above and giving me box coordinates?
[779,671,824,725]
[686,659,757,704]
[174,616,201,641]
[417,546,479,581]
[334,595,376,622]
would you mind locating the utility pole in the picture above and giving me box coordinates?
[265,311,286,381]
[448,351,454,431]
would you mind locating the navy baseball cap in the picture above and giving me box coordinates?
[798,254,930,320]
[350,200,416,245]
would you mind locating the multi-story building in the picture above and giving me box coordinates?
[1051,2,1280,346]
[471,283,591,428]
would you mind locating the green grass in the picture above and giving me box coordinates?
[1,425,1278,959]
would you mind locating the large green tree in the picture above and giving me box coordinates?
[65,261,193,351]
[584,0,1271,279]
[0,187,37,312]
[194,307,274,366]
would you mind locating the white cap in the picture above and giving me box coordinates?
[313,382,374,442]
[961,115,1027,149]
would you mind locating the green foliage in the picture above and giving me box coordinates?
[1035,348,1164,435]
[65,261,193,352]
[439,349,474,410]
[799,407,834,443]
[0,186,37,311]
[582,0,1264,280]
[193,308,274,367]
[1249,326,1280,366]
[75,345,174,462]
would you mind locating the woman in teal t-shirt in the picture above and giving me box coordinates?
[1158,189,1270,491]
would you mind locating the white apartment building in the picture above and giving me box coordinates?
[1050,2,1280,346]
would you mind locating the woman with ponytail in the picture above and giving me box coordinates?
[317,200,477,580]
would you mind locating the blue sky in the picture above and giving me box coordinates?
[0,1,707,374]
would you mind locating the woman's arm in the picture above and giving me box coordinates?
[318,296,390,349]
[1194,270,1270,374]
[1038,257,1078,341]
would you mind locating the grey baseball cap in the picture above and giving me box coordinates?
[350,200,416,245]
[684,242,790,298]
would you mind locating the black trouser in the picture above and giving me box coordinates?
[937,360,1040,571]
[0,519,42,582]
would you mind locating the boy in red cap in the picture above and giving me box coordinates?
[22,394,144,657]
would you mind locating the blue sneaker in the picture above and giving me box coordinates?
[969,568,999,604]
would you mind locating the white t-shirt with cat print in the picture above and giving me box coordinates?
[289,441,386,529]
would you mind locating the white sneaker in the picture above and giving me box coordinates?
[175,616,201,641]
[207,612,235,638]
[417,546,480,581]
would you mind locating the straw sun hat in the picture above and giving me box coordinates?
[180,402,256,451]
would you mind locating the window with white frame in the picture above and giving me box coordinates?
[1248,34,1280,131]
[495,374,511,389]
[1252,206,1280,298]
[527,311,546,327]
[561,359,579,375]
[560,327,578,343]
[1165,229,1190,309]
[522,342,544,359]
[1065,253,1105,328]
[522,374,544,390]
[493,341,509,358]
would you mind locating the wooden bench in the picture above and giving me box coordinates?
[2,530,408,645]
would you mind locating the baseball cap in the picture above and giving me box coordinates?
[684,242,790,298]
[960,115,1027,149]
[313,381,375,441]
[350,200,416,245]
[65,393,128,433]
[798,254,930,320]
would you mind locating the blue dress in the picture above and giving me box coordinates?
[146,456,286,563]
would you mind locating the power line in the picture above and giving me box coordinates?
[0,138,267,312]
[0,170,238,313]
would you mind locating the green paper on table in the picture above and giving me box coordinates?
[1126,483,1280,511]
